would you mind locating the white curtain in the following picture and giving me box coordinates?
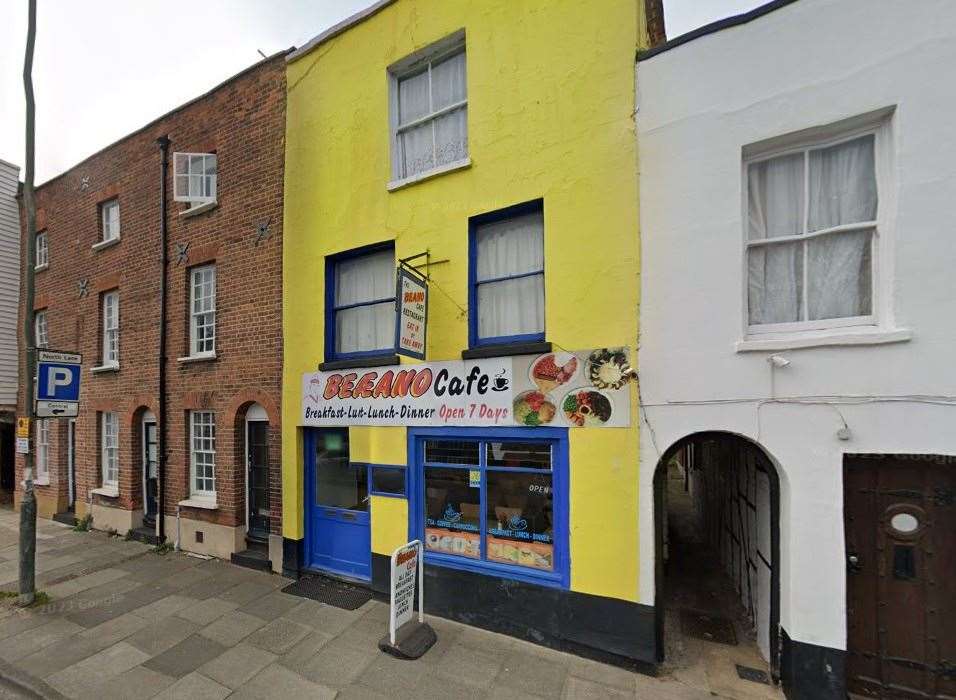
[335,250,395,353]
[476,211,544,339]
[398,51,467,178]
[748,136,876,324]
[806,136,875,320]
[747,153,803,324]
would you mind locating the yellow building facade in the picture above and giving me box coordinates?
[282,0,654,665]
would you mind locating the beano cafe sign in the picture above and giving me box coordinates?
[301,348,632,428]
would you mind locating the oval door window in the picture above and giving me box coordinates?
[890,512,919,534]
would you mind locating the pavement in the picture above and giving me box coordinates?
[0,507,775,699]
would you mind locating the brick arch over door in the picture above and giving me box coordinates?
[226,390,280,428]
[125,401,157,513]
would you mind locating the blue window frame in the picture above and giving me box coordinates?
[468,199,545,347]
[407,426,569,589]
[325,242,396,360]
[369,465,406,497]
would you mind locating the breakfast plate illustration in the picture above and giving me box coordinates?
[561,387,614,426]
[530,352,579,393]
[513,390,557,426]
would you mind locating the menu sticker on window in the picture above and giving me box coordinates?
[396,267,427,360]
[469,470,480,488]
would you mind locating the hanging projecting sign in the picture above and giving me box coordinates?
[395,267,427,360]
[35,350,82,419]
[301,347,633,428]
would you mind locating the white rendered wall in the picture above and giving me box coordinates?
[636,0,956,652]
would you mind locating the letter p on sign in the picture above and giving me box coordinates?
[49,367,72,394]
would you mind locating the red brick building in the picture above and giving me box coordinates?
[16,51,288,569]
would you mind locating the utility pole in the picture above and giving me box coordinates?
[19,0,38,607]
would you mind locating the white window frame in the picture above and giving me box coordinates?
[102,291,119,367]
[189,265,217,357]
[173,152,217,209]
[742,113,894,338]
[101,412,118,488]
[388,31,468,186]
[100,199,120,242]
[35,419,50,484]
[34,311,48,348]
[190,411,216,498]
[35,231,48,269]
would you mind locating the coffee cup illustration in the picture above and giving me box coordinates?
[492,370,509,391]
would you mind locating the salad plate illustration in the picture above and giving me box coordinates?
[585,348,631,390]
[530,352,578,394]
[513,390,556,426]
[561,387,614,426]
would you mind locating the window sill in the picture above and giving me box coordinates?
[736,328,912,352]
[319,354,400,371]
[91,237,120,252]
[462,341,551,360]
[177,353,217,364]
[180,201,218,218]
[91,364,119,374]
[34,264,48,272]
[91,486,119,498]
[34,478,50,487]
[387,158,471,192]
[423,550,567,590]
[178,497,217,510]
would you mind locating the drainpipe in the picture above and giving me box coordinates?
[157,136,170,542]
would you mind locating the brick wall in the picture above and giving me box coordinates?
[16,53,287,540]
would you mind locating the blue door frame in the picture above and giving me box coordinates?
[303,428,371,581]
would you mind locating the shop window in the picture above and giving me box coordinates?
[469,200,545,347]
[370,466,406,497]
[414,429,568,587]
[326,244,396,360]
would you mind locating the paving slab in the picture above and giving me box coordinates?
[495,648,570,699]
[244,617,311,655]
[132,593,198,621]
[236,589,300,621]
[280,599,363,635]
[229,662,336,700]
[13,635,103,680]
[0,618,84,662]
[433,642,505,690]
[127,614,201,656]
[287,635,377,689]
[277,629,334,673]
[198,610,267,647]
[198,642,277,689]
[77,610,151,649]
[174,596,239,625]
[216,580,275,606]
[142,633,228,679]
[86,665,177,700]
[153,671,231,700]
[45,641,150,699]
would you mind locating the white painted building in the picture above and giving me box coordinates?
[0,159,19,412]
[0,159,21,500]
[636,1,956,698]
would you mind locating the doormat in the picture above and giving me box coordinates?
[281,575,373,610]
[735,664,770,684]
[680,609,738,645]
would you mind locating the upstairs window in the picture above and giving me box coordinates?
[327,245,395,359]
[390,36,467,182]
[35,231,48,269]
[100,199,120,242]
[189,265,216,356]
[174,153,217,209]
[34,310,48,349]
[102,291,119,367]
[470,201,545,346]
[746,128,881,332]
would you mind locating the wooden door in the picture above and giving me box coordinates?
[844,455,956,699]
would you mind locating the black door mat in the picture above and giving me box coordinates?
[281,574,373,610]
[680,609,738,645]
[735,664,770,684]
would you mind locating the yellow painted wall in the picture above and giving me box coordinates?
[370,495,410,555]
[283,0,644,602]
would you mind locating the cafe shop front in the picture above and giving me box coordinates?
[290,349,653,668]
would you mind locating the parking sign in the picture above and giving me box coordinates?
[36,350,82,418]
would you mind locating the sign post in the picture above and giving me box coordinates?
[35,350,81,418]
[379,540,436,659]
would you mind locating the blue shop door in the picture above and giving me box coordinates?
[305,429,371,580]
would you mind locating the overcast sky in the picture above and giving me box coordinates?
[0,0,765,183]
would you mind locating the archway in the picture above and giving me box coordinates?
[653,432,781,687]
